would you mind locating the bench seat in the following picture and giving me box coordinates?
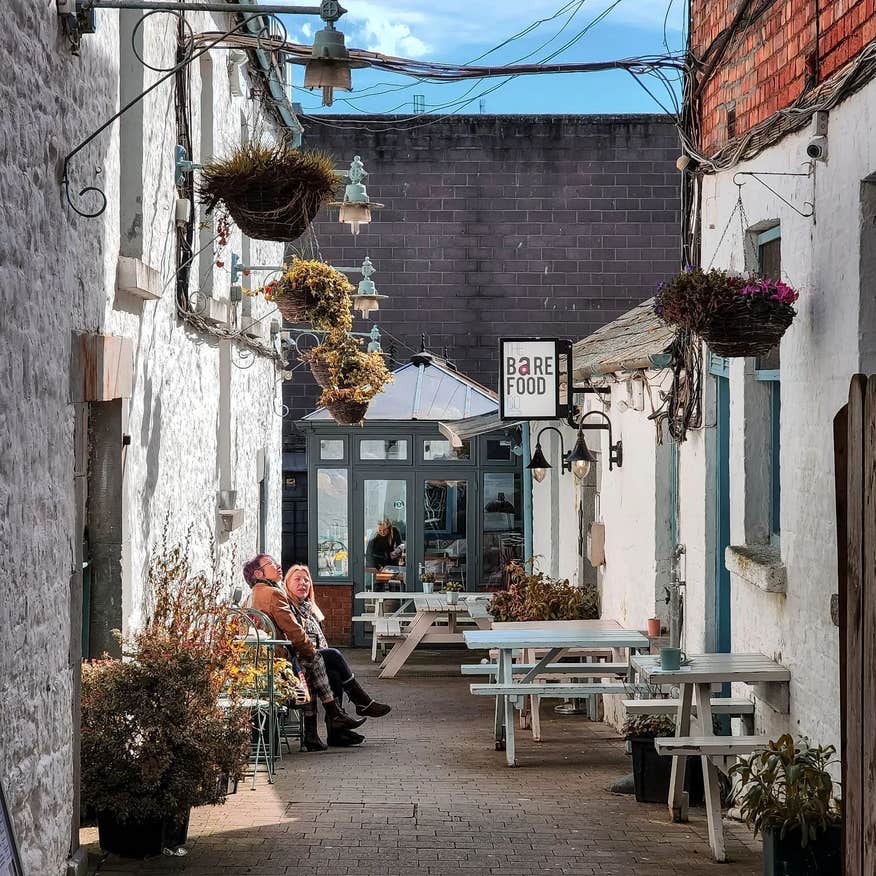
[462,662,629,677]
[470,682,628,697]
[654,735,769,757]
[623,697,754,716]
[373,618,407,641]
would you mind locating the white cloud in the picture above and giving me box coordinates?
[301,22,312,38]
[346,4,432,57]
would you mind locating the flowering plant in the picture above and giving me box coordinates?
[317,329,393,405]
[654,268,746,331]
[443,581,464,593]
[226,657,308,703]
[490,558,599,622]
[739,277,799,305]
[621,714,676,739]
[255,259,353,331]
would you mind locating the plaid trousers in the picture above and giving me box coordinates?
[298,651,332,715]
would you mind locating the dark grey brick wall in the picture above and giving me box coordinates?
[283,114,680,440]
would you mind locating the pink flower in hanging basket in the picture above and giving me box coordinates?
[739,277,799,305]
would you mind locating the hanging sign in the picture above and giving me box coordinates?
[0,781,23,876]
[499,338,568,420]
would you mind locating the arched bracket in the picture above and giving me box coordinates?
[60,3,327,218]
[731,167,815,220]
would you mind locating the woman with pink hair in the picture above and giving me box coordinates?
[285,564,391,748]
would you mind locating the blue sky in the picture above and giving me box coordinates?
[283,0,686,117]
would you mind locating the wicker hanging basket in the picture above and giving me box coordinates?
[699,296,796,357]
[273,287,312,324]
[326,399,369,425]
[198,145,339,243]
[308,355,333,388]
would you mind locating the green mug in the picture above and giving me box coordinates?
[660,647,688,671]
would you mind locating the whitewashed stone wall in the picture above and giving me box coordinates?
[0,4,285,872]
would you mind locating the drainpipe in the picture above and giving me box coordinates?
[522,423,533,562]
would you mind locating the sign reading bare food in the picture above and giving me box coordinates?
[499,339,566,420]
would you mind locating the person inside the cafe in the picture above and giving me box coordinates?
[365,518,404,570]
[285,564,392,747]
[242,554,365,751]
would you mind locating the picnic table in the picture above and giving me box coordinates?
[464,622,649,766]
[377,593,493,679]
[631,652,790,862]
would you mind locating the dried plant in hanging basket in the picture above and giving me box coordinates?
[258,259,353,329]
[198,143,340,242]
[301,329,359,388]
[656,270,799,358]
[700,285,797,358]
[321,389,370,425]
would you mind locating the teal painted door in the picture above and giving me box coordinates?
[714,367,731,653]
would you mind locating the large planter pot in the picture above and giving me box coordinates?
[629,737,704,805]
[762,823,842,875]
[699,297,796,358]
[97,808,192,857]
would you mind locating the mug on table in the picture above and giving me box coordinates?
[660,647,690,671]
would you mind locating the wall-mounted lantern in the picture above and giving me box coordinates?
[527,410,622,483]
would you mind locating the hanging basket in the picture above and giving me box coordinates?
[326,399,369,425]
[198,145,339,243]
[308,356,333,388]
[699,296,796,357]
[273,287,312,324]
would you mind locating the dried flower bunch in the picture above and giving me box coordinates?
[621,714,676,739]
[490,558,599,622]
[730,735,840,847]
[198,142,339,241]
[443,581,464,593]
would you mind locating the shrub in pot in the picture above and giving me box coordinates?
[81,543,249,858]
[490,558,599,622]
[621,714,704,805]
[731,734,841,875]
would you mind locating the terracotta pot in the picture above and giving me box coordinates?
[646,617,661,637]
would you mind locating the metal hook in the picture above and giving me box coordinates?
[731,170,815,219]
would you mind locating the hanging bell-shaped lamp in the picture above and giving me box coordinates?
[303,23,369,107]
[331,156,384,235]
[351,256,388,318]
[567,429,596,482]
[526,442,551,484]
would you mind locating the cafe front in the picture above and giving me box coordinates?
[301,351,529,644]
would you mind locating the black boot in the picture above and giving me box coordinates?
[323,698,366,730]
[302,712,327,751]
[344,678,392,718]
[325,717,365,747]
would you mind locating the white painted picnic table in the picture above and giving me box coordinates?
[631,652,790,862]
[464,623,649,767]
[377,593,494,679]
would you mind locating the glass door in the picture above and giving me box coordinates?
[354,474,412,594]
[416,474,474,592]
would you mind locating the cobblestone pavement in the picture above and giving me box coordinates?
[82,650,760,875]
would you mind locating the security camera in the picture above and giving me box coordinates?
[806,135,828,162]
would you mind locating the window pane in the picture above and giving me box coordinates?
[320,439,345,460]
[482,473,524,588]
[363,480,407,590]
[360,439,408,461]
[485,438,512,461]
[423,479,467,587]
[316,469,348,578]
[423,438,470,461]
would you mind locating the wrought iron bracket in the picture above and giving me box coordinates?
[565,409,623,470]
[174,144,202,186]
[732,166,815,220]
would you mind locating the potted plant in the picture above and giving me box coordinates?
[621,714,704,805]
[489,558,599,622]
[318,333,392,425]
[256,259,354,328]
[81,543,249,858]
[655,267,799,357]
[730,734,842,875]
[420,571,436,594]
[443,580,463,604]
[199,142,339,241]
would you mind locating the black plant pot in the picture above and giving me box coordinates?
[97,808,191,858]
[762,824,842,876]
[629,737,704,805]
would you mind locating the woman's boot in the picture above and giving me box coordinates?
[301,712,327,751]
[325,716,365,747]
[323,698,366,730]
[343,678,392,718]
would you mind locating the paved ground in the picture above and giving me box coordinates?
[82,649,761,875]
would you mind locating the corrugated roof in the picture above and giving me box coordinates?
[571,298,674,380]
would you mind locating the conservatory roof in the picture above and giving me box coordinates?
[303,353,498,422]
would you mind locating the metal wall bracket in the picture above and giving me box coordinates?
[174,144,201,186]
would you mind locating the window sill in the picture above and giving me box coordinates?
[725,544,786,594]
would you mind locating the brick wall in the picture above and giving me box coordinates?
[315,584,354,646]
[692,0,876,155]
[283,114,681,433]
